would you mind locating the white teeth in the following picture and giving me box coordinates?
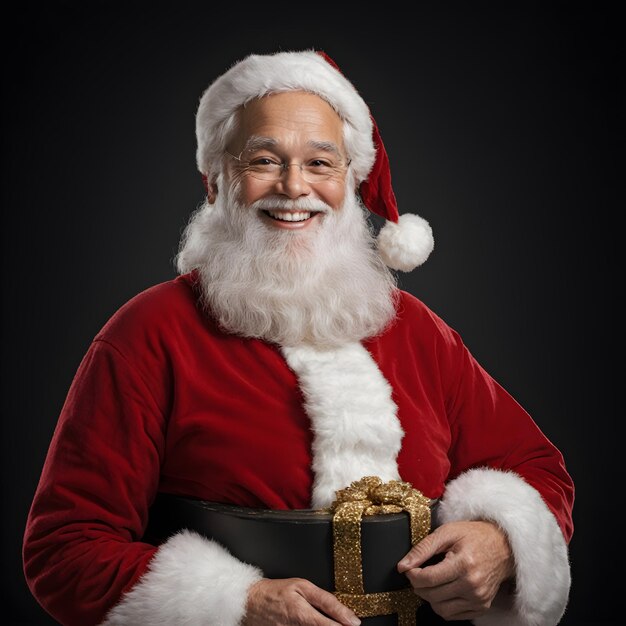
[266,210,311,222]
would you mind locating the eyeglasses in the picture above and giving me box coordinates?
[225,151,351,183]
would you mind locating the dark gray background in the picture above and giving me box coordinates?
[2,3,621,624]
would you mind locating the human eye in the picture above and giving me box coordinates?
[247,155,279,166]
[307,158,334,169]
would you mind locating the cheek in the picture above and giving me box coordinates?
[238,177,271,206]
[321,182,347,211]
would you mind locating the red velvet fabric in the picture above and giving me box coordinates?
[23,271,574,625]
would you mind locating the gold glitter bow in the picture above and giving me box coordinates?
[328,476,431,626]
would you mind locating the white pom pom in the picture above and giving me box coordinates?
[377,213,435,272]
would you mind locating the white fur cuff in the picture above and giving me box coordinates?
[101,530,263,625]
[436,468,570,626]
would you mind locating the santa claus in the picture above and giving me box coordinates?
[23,50,574,626]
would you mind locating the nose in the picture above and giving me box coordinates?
[273,164,312,199]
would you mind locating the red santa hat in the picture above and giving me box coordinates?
[195,49,434,272]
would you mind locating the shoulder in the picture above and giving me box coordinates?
[94,270,205,351]
[391,289,461,347]
[366,290,468,392]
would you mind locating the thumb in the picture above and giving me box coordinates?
[397,528,451,573]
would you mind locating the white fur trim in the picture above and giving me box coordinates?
[377,213,435,272]
[281,343,404,509]
[436,468,571,626]
[101,529,263,626]
[196,50,375,183]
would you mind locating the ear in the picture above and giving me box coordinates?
[201,174,218,204]
[206,181,218,204]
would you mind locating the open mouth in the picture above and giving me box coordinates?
[262,210,321,223]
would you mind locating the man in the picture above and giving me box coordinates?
[23,50,574,626]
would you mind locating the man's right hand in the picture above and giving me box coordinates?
[243,578,361,626]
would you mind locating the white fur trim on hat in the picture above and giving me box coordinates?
[196,50,375,183]
[436,467,571,626]
[377,213,435,272]
[100,530,263,625]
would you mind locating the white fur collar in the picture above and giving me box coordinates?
[281,342,404,509]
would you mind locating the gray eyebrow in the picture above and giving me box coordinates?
[305,140,342,158]
[241,137,343,159]
[242,136,278,152]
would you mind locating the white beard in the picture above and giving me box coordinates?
[175,175,398,348]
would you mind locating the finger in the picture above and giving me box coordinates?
[298,582,361,626]
[406,577,463,604]
[405,552,460,588]
[397,528,453,572]
[431,596,480,621]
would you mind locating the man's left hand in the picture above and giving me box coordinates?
[397,520,514,621]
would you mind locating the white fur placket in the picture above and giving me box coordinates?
[281,342,404,509]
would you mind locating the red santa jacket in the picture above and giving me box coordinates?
[23,270,574,626]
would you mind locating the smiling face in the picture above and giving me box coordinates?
[176,90,398,346]
[223,91,350,230]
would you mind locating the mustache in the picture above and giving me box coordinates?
[247,196,332,213]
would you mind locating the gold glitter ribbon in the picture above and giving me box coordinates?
[329,476,431,625]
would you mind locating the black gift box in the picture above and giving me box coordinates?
[145,493,456,625]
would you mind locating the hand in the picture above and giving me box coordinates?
[243,577,361,626]
[397,520,514,621]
